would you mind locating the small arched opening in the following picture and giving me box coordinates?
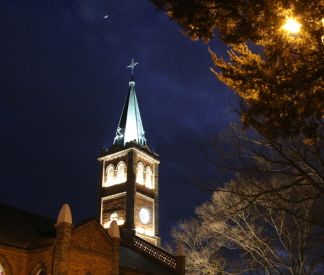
[145,166,153,189]
[30,262,47,275]
[116,161,126,183]
[105,165,115,186]
[136,162,144,184]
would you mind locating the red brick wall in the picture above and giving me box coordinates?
[135,195,154,232]
[27,248,54,274]
[0,246,27,275]
[102,194,126,227]
[68,222,114,275]
[71,221,112,251]
[68,248,112,275]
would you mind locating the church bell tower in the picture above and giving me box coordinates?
[97,60,160,246]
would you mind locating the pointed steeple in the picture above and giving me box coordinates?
[113,59,147,147]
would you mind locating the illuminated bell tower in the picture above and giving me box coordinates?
[97,59,160,246]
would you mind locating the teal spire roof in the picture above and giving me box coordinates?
[113,80,147,147]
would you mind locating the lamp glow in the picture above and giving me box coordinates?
[103,219,124,228]
[139,208,150,224]
[137,227,145,234]
[283,18,301,33]
[145,230,154,236]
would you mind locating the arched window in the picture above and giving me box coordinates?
[116,162,126,183]
[30,262,46,275]
[145,166,153,189]
[0,255,13,275]
[136,162,144,184]
[106,165,115,186]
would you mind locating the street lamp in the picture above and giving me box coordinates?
[283,18,301,33]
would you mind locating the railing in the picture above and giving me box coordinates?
[133,237,177,268]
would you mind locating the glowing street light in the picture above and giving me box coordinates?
[283,18,301,33]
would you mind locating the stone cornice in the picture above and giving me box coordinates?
[98,148,160,165]
[102,192,127,200]
[136,192,154,202]
[0,243,54,254]
[28,246,54,254]
[98,150,128,161]
[0,243,27,254]
[135,149,160,165]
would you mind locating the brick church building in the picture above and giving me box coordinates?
[0,60,185,275]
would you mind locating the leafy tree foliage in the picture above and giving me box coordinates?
[211,35,324,141]
[149,0,323,44]
[150,0,324,140]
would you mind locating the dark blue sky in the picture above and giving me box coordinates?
[1,0,237,243]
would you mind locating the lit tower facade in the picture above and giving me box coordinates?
[97,60,160,246]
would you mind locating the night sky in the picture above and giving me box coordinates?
[1,0,237,243]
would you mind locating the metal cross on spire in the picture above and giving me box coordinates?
[127,59,138,76]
